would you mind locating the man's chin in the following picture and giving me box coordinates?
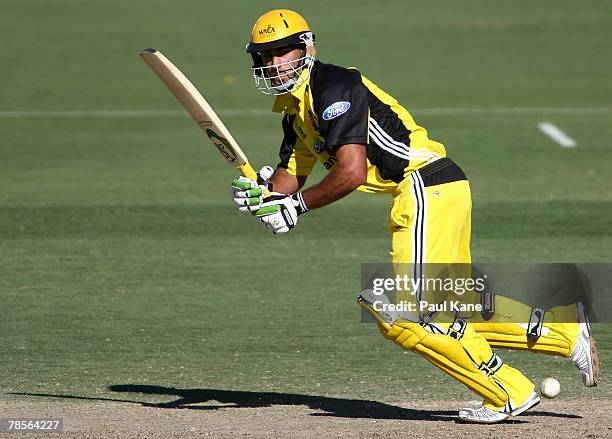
[271,81,295,93]
[271,79,293,88]
[272,76,292,86]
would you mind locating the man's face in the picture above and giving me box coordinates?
[259,45,305,86]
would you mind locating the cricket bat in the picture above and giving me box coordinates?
[139,48,258,180]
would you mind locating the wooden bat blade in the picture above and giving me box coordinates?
[140,48,257,180]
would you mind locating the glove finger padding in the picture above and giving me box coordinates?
[231,177,257,191]
[233,187,266,212]
[253,193,287,215]
[231,166,273,213]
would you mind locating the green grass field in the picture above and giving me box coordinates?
[1,0,611,412]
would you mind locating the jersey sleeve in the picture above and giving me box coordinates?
[277,114,317,176]
[316,69,369,153]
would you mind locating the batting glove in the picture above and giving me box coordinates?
[231,166,274,212]
[254,192,308,234]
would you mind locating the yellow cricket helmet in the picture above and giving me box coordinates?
[246,9,315,54]
[246,10,316,95]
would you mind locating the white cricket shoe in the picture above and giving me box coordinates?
[458,391,540,424]
[458,406,509,424]
[509,391,541,416]
[570,302,600,387]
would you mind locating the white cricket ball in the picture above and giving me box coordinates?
[541,377,560,398]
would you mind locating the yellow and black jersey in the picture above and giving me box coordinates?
[273,60,448,194]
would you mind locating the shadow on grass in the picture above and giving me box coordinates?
[10,385,581,422]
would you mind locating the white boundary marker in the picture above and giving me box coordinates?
[538,122,577,148]
[0,107,610,118]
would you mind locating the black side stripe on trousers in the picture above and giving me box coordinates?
[410,171,427,304]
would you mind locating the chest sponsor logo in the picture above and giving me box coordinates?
[322,101,351,121]
[313,139,326,153]
[324,155,337,170]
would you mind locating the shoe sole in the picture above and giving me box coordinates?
[457,408,509,424]
[577,302,600,387]
[588,336,600,386]
[457,414,509,424]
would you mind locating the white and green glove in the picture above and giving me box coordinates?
[255,192,308,234]
[231,166,274,212]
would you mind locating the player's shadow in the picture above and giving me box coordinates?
[12,385,457,421]
[11,385,580,422]
[108,384,454,421]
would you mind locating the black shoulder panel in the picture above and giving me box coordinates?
[309,61,369,152]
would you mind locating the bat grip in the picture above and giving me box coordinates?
[238,162,258,180]
[238,162,272,197]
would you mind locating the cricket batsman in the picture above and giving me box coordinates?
[231,9,600,423]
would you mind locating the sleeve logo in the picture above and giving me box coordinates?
[322,101,351,120]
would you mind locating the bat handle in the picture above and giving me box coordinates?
[238,163,273,197]
[238,162,258,180]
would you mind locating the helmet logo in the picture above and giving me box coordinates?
[258,24,276,36]
[322,101,351,121]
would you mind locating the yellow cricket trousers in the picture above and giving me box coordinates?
[379,158,536,410]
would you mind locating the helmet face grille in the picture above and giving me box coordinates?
[252,54,315,95]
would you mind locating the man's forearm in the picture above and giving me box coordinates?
[301,144,367,210]
[269,167,308,194]
[301,170,359,209]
